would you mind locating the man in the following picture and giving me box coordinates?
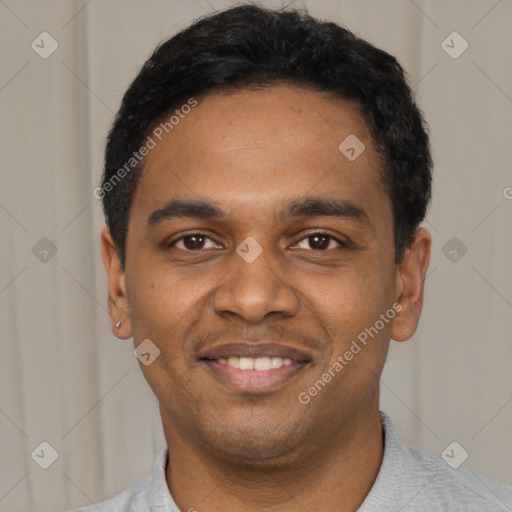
[77,4,512,511]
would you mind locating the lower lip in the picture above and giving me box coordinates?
[201,360,308,393]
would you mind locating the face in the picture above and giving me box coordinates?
[102,84,430,464]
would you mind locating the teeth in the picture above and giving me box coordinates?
[271,357,282,369]
[254,357,271,370]
[218,356,295,370]
[228,356,239,368]
[239,357,254,370]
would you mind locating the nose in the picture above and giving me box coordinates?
[212,242,300,324]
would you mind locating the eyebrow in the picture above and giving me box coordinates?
[147,196,371,228]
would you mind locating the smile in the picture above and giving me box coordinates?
[218,356,293,370]
[198,342,313,393]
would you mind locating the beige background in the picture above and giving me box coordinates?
[1,0,511,510]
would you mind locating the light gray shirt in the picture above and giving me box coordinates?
[71,412,512,511]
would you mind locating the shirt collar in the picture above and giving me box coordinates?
[147,445,176,510]
[356,411,403,511]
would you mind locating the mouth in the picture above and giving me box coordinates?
[199,343,313,394]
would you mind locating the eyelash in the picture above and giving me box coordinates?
[168,231,349,252]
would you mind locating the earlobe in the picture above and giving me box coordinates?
[101,227,132,339]
[391,228,431,342]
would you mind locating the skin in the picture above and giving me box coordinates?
[101,84,431,512]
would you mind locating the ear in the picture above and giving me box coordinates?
[101,226,132,340]
[391,228,431,342]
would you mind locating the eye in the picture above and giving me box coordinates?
[170,233,221,251]
[294,232,347,251]
[167,231,348,253]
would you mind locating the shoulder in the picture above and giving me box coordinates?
[360,412,512,511]
[401,442,512,511]
[68,476,151,512]
[68,447,172,511]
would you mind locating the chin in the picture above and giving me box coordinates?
[198,417,309,467]
[211,439,298,467]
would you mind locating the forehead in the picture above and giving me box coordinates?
[131,85,389,228]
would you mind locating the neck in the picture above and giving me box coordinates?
[162,407,384,512]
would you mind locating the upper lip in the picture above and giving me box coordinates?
[199,342,313,362]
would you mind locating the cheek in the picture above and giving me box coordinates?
[127,271,190,339]
[128,273,205,403]
[300,262,379,322]
[127,261,221,344]
[298,260,394,364]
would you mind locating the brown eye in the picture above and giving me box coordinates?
[295,233,345,251]
[171,234,219,251]
[308,234,330,250]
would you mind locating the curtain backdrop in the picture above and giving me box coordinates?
[1,1,511,510]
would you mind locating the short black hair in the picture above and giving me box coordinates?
[100,4,432,268]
